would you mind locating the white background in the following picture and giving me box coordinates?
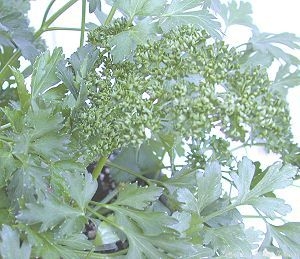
[28,0,300,238]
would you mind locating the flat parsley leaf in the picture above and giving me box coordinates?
[114,183,163,210]
[17,198,82,232]
[0,225,31,259]
[115,0,165,18]
[160,0,221,38]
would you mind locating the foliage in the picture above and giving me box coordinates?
[0,0,300,258]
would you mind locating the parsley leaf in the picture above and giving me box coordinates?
[160,0,221,38]
[31,48,63,100]
[114,183,163,210]
[16,199,82,232]
[0,225,31,259]
[115,0,165,18]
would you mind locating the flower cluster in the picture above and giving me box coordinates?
[74,22,293,159]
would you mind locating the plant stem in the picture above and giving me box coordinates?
[104,4,117,25]
[203,203,237,222]
[0,0,79,80]
[92,156,108,179]
[100,188,119,204]
[41,0,56,26]
[230,142,266,152]
[39,0,79,33]
[106,161,153,185]
[45,27,82,31]
[87,206,124,231]
[80,0,87,47]
[0,123,11,131]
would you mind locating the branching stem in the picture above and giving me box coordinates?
[104,4,117,25]
[0,0,79,79]
[92,156,108,179]
[0,123,11,131]
[80,0,87,47]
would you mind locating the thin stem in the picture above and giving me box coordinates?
[45,27,82,32]
[203,203,236,222]
[40,0,79,32]
[87,206,123,231]
[0,123,11,131]
[80,0,87,47]
[106,161,153,185]
[0,135,13,142]
[100,188,119,204]
[0,0,79,80]
[230,142,266,152]
[0,51,20,82]
[104,5,117,25]
[41,0,56,26]
[92,156,108,179]
[242,215,284,220]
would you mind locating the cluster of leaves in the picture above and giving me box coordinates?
[0,0,44,104]
[0,0,300,258]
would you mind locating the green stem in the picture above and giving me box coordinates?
[0,123,11,131]
[80,0,87,47]
[106,161,156,186]
[203,203,237,222]
[0,135,13,142]
[39,0,79,33]
[0,0,79,80]
[41,0,56,26]
[87,206,124,231]
[45,27,82,31]
[230,142,266,152]
[104,5,117,25]
[99,188,119,204]
[92,156,108,179]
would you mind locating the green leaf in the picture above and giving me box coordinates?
[115,212,197,258]
[114,207,177,235]
[231,157,255,203]
[201,196,242,227]
[0,225,31,259]
[114,183,163,210]
[16,198,82,232]
[248,197,291,219]
[0,47,20,86]
[268,223,300,258]
[160,0,221,38]
[67,44,99,79]
[110,141,163,182]
[31,48,63,99]
[10,67,30,112]
[87,0,101,13]
[203,224,252,257]
[109,18,158,62]
[163,167,197,193]
[177,162,222,215]
[65,173,98,210]
[243,31,300,67]
[247,163,297,200]
[177,188,198,212]
[231,158,297,203]
[271,64,300,98]
[56,234,94,251]
[24,228,80,259]
[0,150,16,188]
[0,5,40,62]
[7,160,48,207]
[171,211,191,235]
[219,1,255,28]
[196,161,222,212]
[115,0,165,18]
